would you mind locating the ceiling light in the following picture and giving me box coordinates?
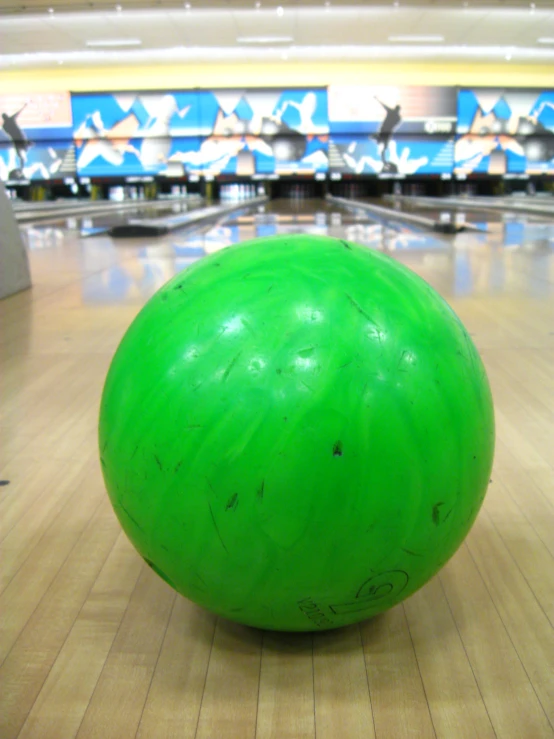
[48,7,54,12]
[276,6,284,16]
[184,2,191,7]
[255,1,261,6]
[537,37,554,44]
[237,35,294,44]
[389,35,444,42]
[281,51,288,60]
[115,4,122,10]
[4,44,554,70]
[86,38,142,47]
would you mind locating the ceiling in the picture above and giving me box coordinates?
[1,0,554,8]
[1,1,554,69]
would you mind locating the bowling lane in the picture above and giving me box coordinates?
[35,197,549,312]
[220,198,554,299]
[384,194,554,228]
[204,197,448,253]
[19,195,206,232]
[383,196,507,227]
[377,195,554,263]
[19,197,269,302]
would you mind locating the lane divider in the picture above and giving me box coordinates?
[326,194,480,234]
[109,196,269,238]
[384,194,554,220]
[14,195,202,225]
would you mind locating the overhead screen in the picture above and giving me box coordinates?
[455,88,554,175]
[70,89,329,177]
[1,86,552,182]
[0,92,75,181]
[327,85,457,175]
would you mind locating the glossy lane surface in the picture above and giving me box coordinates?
[1,197,553,738]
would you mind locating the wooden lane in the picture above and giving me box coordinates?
[1,199,553,738]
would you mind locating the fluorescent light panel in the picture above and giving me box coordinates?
[86,38,142,47]
[4,44,554,68]
[388,35,444,42]
[537,37,554,44]
[236,36,294,44]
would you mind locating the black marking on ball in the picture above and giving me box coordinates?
[298,597,334,627]
[329,570,410,615]
[276,368,282,374]
[333,440,343,457]
[345,293,372,322]
[0,480,10,486]
[154,454,163,471]
[144,558,176,589]
[222,351,242,381]
[175,460,184,473]
[118,502,143,533]
[257,480,265,500]
[207,498,229,554]
[226,493,239,511]
[432,502,445,525]
[401,548,421,557]
[195,572,207,587]
[340,239,352,250]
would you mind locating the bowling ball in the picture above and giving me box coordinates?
[99,234,494,631]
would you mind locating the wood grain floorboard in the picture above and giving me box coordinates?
[1,199,552,738]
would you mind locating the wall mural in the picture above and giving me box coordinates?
[0,92,75,181]
[0,86,552,182]
[455,88,554,175]
[327,85,457,175]
[70,89,329,177]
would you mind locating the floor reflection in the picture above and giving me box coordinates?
[22,198,551,304]
[24,226,66,250]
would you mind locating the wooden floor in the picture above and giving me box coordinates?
[1,201,554,739]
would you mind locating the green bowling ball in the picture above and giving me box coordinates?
[99,234,494,631]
